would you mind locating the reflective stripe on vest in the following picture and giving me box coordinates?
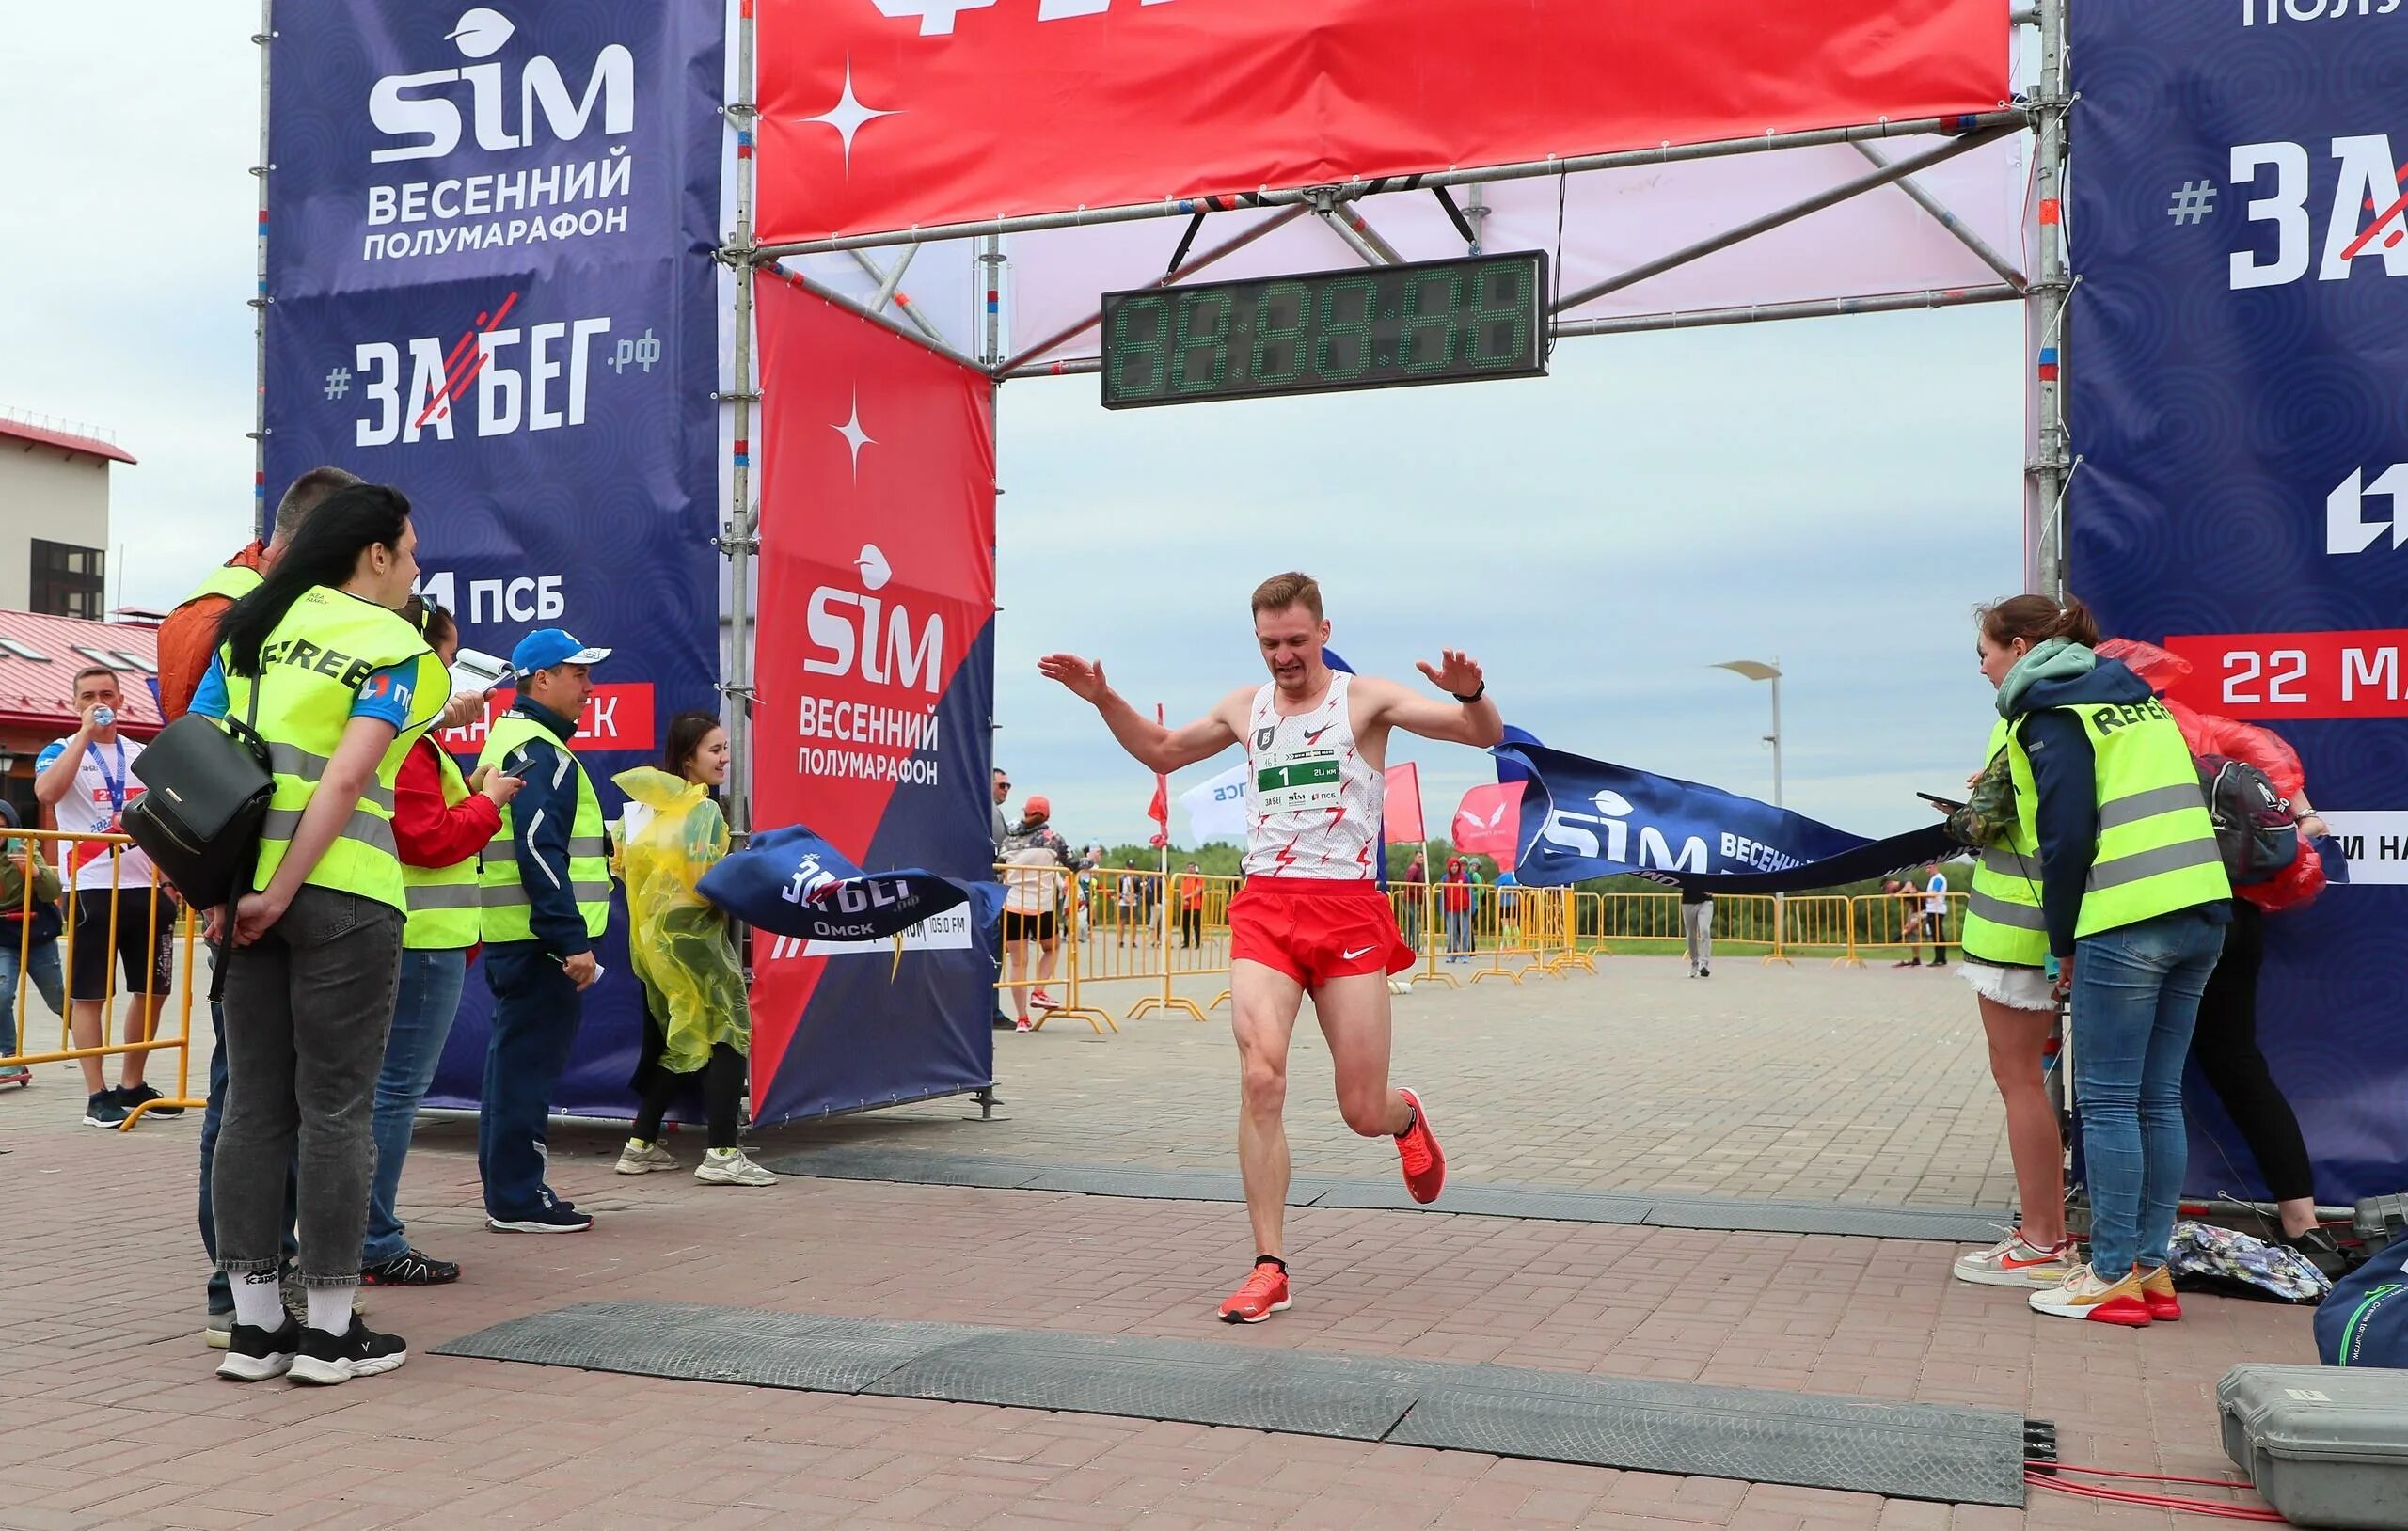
[2006,694,2230,942]
[1959,720,2051,968]
[178,562,262,608]
[222,587,447,914]
[475,711,610,943]
[401,745,482,950]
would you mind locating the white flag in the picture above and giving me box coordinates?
[1180,764,1248,844]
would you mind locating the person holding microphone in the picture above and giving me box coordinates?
[358,599,522,1286]
[475,629,613,1234]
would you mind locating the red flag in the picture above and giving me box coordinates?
[1451,781,1526,867]
[1146,703,1171,848]
[1383,762,1425,845]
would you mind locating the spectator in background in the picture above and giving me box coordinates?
[1000,797,1083,1030]
[1496,868,1521,948]
[0,801,64,1086]
[360,600,515,1288]
[1678,878,1714,979]
[36,664,179,1128]
[988,768,1012,1030]
[1177,862,1207,949]
[991,767,1011,850]
[1886,877,1926,967]
[1923,862,1952,967]
[1398,851,1428,953]
[1441,857,1473,962]
[1117,865,1142,949]
[616,712,776,1188]
[1078,844,1106,942]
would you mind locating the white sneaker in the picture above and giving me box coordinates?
[695,1148,778,1187]
[1953,1233,2075,1288]
[615,1139,681,1175]
[1030,989,1061,1013]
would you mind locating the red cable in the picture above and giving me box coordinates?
[2041,1462,2261,1490]
[2025,1472,2288,1522]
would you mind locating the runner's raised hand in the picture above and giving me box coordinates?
[1416,649,1484,698]
[1038,654,1111,703]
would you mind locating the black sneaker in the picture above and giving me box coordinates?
[82,1091,128,1128]
[289,1317,407,1386]
[116,1083,183,1118]
[361,1248,461,1286]
[214,1317,302,1382]
[485,1204,594,1234]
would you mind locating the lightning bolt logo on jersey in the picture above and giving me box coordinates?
[1243,673,1381,879]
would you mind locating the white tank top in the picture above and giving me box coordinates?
[1242,673,1383,880]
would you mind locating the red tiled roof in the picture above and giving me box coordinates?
[0,610,162,739]
[0,418,135,466]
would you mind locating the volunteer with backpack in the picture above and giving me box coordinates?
[195,484,450,1385]
[1977,594,2231,1328]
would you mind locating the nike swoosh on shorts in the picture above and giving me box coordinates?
[1341,946,1374,960]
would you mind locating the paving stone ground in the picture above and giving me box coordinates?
[0,954,2307,1529]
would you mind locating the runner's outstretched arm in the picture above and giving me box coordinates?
[1038,655,1241,773]
[1366,650,1503,748]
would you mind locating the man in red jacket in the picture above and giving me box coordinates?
[359,601,521,1287]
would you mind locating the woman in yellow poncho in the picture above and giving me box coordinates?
[612,712,776,1187]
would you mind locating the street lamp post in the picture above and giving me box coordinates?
[1714,658,1786,956]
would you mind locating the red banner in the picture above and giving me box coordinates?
[1451,781,1524,864]
[1383,762,1424,845]
[751,275,998,1107]
[757,0,2006,245]
[2162,630,2408,721]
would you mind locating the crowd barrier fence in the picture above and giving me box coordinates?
[0,829,204,1130]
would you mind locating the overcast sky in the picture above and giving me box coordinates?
[2,5,2025,849]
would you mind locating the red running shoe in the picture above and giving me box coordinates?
[1217,1261,1291,1324]
[1395,1087,1445,1204]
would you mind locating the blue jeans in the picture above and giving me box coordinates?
[362,947,468,1265]
[2070,906,2226,1280]
[478,942,584,1220]
[0,938,63,1063]
[198,997,300,1312]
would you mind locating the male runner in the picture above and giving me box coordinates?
[1041,571,1501,1323]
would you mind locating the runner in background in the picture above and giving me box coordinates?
[1886,877,1926,967]
[1923,862,1952,967]
[1042,571,1498,1325]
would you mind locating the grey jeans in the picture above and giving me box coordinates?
[1681,898,1714,972]
[213,885,404,1288]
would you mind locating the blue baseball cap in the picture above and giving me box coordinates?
[510,628,611,678]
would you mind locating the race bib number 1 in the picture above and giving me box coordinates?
[1255,749,1341,814]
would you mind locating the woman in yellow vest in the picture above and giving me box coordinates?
[195,484,450,1386]
[1978,595,2231,1328]
[612,712,774,1187]
[360,599,524,1286]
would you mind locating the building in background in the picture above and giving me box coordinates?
[0,413,130,620]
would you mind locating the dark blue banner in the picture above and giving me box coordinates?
[263,0,726,1116]
[700,825,1004,944]
[1504,742,1949,890]
[2071,0,2408,1203]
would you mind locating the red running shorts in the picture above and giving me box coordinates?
[1228,879,1417,990]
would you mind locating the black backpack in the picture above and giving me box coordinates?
[2196,755,2297,887]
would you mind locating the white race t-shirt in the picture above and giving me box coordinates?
[1924,873,1949,915]
[35,734,158,892]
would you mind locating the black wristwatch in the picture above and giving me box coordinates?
[1453,682,1486,704]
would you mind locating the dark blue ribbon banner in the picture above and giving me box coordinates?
[263,1,726,1115]
[700,825,1004,944]
[2071,0,2408,1203]
[1503,743,1955,892]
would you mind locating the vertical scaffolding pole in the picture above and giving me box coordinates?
[249,0,275,540]
[721,0,760,840]
[2030,0,2073,599]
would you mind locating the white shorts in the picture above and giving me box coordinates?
[1959,958,2055,1012]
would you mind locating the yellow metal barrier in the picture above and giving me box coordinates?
[0,829,203,1130]
[1851,891,1970,966]
[994,859,1117,1032]
[1392,881,1459,990]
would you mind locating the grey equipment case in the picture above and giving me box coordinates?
[2220,1365,2408,1529]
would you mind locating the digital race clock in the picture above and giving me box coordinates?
[1100,250,1549,409]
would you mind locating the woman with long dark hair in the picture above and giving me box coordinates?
[612,711,772,1186]
[1973,594,2230,1328]
[193,483,450,1384]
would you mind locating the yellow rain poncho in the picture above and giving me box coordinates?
[611,767,748,1073]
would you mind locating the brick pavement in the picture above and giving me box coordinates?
[0,955,2310,1529]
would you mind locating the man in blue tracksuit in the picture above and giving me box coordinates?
[475,630,613,1233]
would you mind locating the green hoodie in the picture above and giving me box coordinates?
[1995,637,2097,719]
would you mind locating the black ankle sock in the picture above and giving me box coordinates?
[1255,1255,1286,1273]
[1396,1103,1418,1140]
